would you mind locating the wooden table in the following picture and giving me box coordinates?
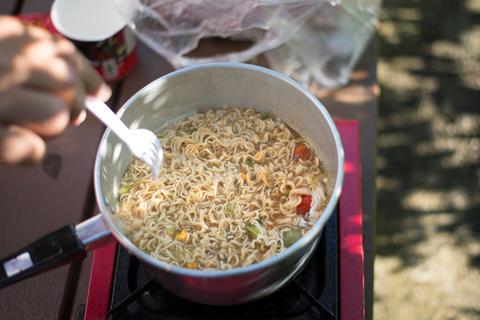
[0,1,377,319]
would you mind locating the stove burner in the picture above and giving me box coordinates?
[108,208,337,320]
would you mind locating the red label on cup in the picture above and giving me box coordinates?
[17,13,137,81]
[72,27,137,81]
[16,13,60,35]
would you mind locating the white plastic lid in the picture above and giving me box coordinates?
[51,0,126,42]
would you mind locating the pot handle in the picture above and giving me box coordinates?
[0,214,112,289]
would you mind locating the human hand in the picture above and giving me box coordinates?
[0,16,112,164]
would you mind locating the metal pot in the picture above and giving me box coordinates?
[0,63,344,305]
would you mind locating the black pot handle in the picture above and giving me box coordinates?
[0,224,85,289]
[0,214,112,289]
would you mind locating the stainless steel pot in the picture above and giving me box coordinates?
[0,63,344,305]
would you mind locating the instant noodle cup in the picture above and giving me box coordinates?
[50,0,137,81]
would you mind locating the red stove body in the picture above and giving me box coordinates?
[82,120,365,320]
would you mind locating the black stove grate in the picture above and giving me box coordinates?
[108,208,337,320]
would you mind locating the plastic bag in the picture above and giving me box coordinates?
[115,0,380,88]
[265,0,380,88]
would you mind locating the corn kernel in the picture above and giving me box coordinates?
[185,262,197,269]
[175,230,188,241]
[240,172,248,182]
[254,151,263,162]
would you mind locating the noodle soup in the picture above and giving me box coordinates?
[117,108,329,270]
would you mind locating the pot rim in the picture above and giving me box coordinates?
[94,62,344,278]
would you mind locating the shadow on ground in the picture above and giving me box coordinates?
[374,0,480,319]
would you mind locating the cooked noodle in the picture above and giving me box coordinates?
[118,108,329,270]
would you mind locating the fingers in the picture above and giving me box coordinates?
[63,53,111,123]
[75,53,111,100]
[3,30,111,125]
[54,37,111,120]
[0,88,69,137]
[21,56,78,103]
[72,109,86,126]
[18,38,86,123]
[70,79,87,122]
[0,125,46,164]
[2,32,80,124]
[55,37,111,100]
[0,16,25,39]
[0,17,114,167]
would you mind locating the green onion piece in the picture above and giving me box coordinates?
[283,229,302,247]
[165,226,176,237]
[118,185,130,196]
[312,174,322,187]
[226,206,234,216]
[260,112,269,120]
[246,224,260,239]
[246,158,254,168]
